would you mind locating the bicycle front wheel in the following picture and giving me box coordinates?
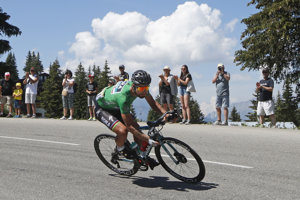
[155,137,205,183]
[94,134,139,176]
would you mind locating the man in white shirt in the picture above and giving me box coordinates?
[23,67,39,118]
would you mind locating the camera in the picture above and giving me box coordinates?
[218,67,222,71]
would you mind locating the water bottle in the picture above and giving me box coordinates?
[140,141,148,152]
[130,142,138,150]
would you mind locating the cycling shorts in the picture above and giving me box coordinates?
[95,107,124,131]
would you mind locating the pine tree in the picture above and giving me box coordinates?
[147,95,161,121]
[0,8,21,55]
[92,64,101,92]
[98,60,112,91]
[23,51,43,74]
[189,96,205,124]
[280,79,298,125]
[275,91,284,122]
[234,0,300,86]
[74,63,88,119]
[245,89,259,122]
[229,106,241,122]
[39,60,63,118]
[5,52,19,81]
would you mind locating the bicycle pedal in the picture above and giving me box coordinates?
[139,165,148,171]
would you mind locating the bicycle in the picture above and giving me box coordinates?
[94,111,206,183]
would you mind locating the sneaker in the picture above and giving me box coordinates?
[93,117,96,121]
[60,116,67,120]
[31,114,36,118]
[115,146,136,159]
[88,117,92,121]
[270,124,277,128]
[222,121,228,126]
[213,120,222,125]
[26,114,31,118]
[0,113,4,117]
[6,114,13,118]
[18,115,22,118]
[179,119,186,124]
[13,115,19,118]
[185,120,190,125]
[68,116,73,120]
[147,157,160,170]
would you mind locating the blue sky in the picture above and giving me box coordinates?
[1,0,280,115]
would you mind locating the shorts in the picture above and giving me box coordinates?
[25,93,37,104]
[62,93,74,109]
[257,100,275,116]
[179,86,190,96]
[216,95,229,108]
[95,107,123,131]
[87,95,96,107]
[160,92,174,105]
[14,100,22,109]
[0,96,13,105]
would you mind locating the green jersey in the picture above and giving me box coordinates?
[96,81,137,114]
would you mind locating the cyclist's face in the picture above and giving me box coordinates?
[135,85,149,98]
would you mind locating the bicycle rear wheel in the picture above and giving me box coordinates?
[155,137,205,183]
[94,134,139,176]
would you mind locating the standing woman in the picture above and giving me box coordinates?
[174,65,192,125]
[60,70,75,120]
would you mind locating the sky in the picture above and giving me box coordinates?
[0,0,282,115]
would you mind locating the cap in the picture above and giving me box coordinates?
[16,83,21,87]
[119,65,125,69]
[262,67,269,73]
[163,66,171,70]
[217,63,224,68]
[88,73,95,77]
[5,72,10,76]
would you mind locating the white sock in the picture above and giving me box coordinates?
[117,145,125,151]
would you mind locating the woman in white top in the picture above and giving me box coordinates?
[23,67,39,118]
[60,70,75,120]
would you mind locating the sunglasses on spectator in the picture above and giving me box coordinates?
[262,71,268,74]
[136,86,149,92]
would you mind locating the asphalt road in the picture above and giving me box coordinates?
[0,118,299,200]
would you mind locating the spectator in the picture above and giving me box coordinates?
[256,68,276,127]
[60,70,75,120]
[158,66,177,120]
[23,67,39,118]
[13,82,23,118]
[174,65,193,125]
[114,65,129,82]
[0,72,14,117]
[86,73,98,121]
[212,63,230,125]
[108,77,116,87]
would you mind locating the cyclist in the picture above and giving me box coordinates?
[95,70,167,168]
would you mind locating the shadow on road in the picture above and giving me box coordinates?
[109,174,218,191]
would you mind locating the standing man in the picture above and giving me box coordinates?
[256,68,276,128]
[23,67,39,118]
[86,73,98,121]
[114,65,129,82]
[159,66,177,118]
[0,72,14,117]
[212,63,230,125]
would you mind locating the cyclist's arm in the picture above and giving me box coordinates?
[145,93,166,114]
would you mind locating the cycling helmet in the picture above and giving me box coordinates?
[131,70,151,86]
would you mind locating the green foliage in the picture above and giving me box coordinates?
[234,0,300,85]
[23,51,44,74]
[74,63,88,119]
[0,8,22,55]
[147,95,161,121]
[98,60,112,91]
[245,89,259,122]
[229,106,241,122]
[0,52,19,81]
[189,96,205,124]
[39,60,63,118]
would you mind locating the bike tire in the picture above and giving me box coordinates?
[94,134,139,176]
[155,137,205,183]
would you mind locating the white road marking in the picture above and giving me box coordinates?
[0,136,80,146]
[150,153,253,169]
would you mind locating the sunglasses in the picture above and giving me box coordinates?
[136,86,149,92]
[262,71,268,74]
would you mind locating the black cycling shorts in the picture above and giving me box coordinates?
[95,107,124,130]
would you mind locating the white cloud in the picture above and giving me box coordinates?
[200,96,216,115]
[231,73,252,81]
[63,1,237,73]
[225,18,239,32]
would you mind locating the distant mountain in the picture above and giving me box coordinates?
[204,100,252,122]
